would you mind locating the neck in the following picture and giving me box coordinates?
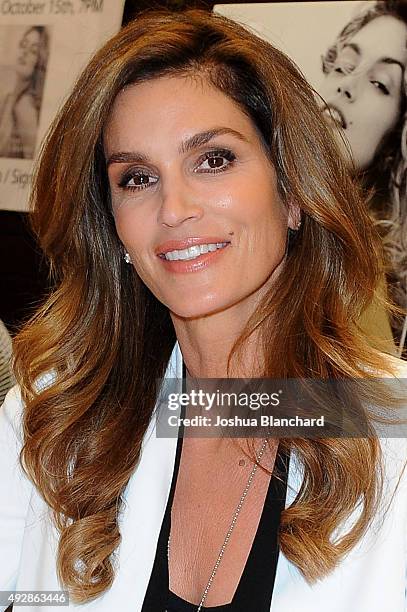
[171,302,264,378]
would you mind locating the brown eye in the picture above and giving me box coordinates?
[133,174,150,185]
[208,156,225,168]
[195,149,236,173]
[118,170,158,191]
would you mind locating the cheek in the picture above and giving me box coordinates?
[252,183,287,228]
[239,191,288,259]
[113,208,150,259]
[231,171,284,219]
[378,103,400,138]
[348,99,400,166]
[367,111,398,156]
[358,94,400,133]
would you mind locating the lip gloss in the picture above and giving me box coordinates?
[158,244,230,274]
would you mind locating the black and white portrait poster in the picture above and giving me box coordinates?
[215,1,407,356]
[0,0,124,212]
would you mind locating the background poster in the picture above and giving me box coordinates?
[0,0,125,212]
[215,1,407,355]
[215,1,364,89]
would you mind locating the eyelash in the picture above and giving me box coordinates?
[117,148,237,192]
[372,81,390,95]
[195,148,236,172]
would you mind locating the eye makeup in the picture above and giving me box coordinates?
[194,148,237,174]
[118,169,157,191]
[115,147,237,192]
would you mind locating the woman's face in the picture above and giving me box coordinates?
[104,75,298,319]
[319,15,407,170]
[16,29,41,79]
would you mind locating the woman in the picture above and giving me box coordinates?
[0,26,49,159]
[0,8,406,612]
[319,0,407,355]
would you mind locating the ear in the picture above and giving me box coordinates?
[287,201,302,230]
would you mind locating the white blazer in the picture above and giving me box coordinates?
[1,343,407,612]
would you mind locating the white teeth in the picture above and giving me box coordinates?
[324,107,345,128]
[188,245,201,258]
[163,242,228,261]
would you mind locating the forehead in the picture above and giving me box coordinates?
[348,15,407,64]
[104,75,260,152]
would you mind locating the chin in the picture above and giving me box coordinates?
[168,296,233,320]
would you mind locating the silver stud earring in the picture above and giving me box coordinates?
[124,252,132,264]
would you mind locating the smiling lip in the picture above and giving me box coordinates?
[155,236,231,255]
[323,104,347,129]
[155,237,231,275]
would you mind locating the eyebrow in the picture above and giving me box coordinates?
[106,127,249,167]
[342,42,405,72]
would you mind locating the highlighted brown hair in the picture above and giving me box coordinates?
[13,9,402,603]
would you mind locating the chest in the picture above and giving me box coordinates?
[168,438,277,607]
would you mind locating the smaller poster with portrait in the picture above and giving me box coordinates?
[0,24,49,161]
[0,0,125,211]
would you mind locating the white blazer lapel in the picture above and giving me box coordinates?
[9,343,183,612]
[103,341,183,611]
[270,450,305,611]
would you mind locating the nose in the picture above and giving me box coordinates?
[336,73,359,102]
[157,182,204,228]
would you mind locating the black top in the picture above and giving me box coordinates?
[142,433,289,612]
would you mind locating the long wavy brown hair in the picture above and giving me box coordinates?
[13,8,403,604]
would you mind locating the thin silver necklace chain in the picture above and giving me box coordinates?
[167,438,269,612]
